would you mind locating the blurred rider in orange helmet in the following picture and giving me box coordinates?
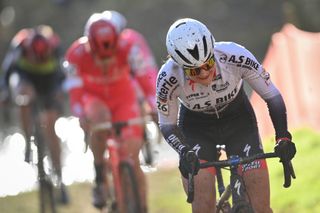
[64,11,158,212]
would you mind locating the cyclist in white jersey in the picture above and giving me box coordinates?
[156,18,296,213]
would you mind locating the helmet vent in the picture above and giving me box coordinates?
[211,35,214,47]
[175,22,186,28]
[202,36,207,57]
[204,53,212,62]
[187,44,199,60]
[175,49,192,65]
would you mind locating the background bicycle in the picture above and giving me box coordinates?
[27,102,58,213]
[92,116,151,213]
[186,147,296,213]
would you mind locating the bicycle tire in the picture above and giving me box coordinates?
[119,162,142,213]
[231,201,254,213]
[216,185,232,213]
[35,123,57,213]
[103,160,117,213]
[39,179,57,213]
[217,201,232,213]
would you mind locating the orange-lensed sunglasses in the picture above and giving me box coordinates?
[184,56,215,77]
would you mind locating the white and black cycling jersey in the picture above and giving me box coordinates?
[157,42,288,153]
[156,41,279,125]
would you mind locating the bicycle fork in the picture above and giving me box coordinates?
[229,156,248,206]
[107,139,125,212]
[230,168,246,204]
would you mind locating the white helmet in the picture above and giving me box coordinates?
[84,10,127,36]
[166,18,215,68]
[101,10,127,33]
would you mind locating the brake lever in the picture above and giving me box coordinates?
[186,151,197,203]
[187,172,194,203]
[282,160,296,188]
[288,161,296,179]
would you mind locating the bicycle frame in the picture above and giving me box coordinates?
[105,134,126,212]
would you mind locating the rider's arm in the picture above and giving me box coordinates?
[126,29,158,111]
[1,43,23,88]
[62,64,84,118]
[156,63,189,155]
[159,123,189,155]
[63,49,85,118]
[239,47,291,139]
[134,70,157,112]
[265,94,291,139]
[1,28,32,90]
[158,97,189,155]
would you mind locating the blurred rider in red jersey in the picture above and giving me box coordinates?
[63,10,158,212]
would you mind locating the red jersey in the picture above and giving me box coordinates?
[64,29,158,118]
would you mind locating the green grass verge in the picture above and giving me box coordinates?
[0,127,319,213]
[148,169,191,213]
[266,127,320,213]
[0,170,189,213]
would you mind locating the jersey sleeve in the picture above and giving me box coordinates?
[237,46,280,100]
[156,61,181,125]
[63,40,85,118]
[11,29,30,48]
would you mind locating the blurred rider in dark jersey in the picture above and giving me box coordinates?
[0,25,69,204]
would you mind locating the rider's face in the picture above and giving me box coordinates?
[183,56,216,86]
[188,66,216,86]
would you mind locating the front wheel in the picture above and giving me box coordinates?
[119,162,142,213]
[216,201,231,213]
[39,178,57,213]
[231,201,254,213]
[36,135,56,213]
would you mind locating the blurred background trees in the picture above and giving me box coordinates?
[0,0,319,68]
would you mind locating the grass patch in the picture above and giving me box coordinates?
[147,169,191,213]
[0,182,98,213]
[0,170,189,213]
[265,127,320,213]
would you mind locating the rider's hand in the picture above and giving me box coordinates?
[274,137,296,162]
[179,150,200,179]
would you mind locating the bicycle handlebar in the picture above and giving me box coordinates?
[200,152,277,168]
[186,151,296,203]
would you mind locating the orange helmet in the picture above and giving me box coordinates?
[26,31,52,62]
[86,19,117,59]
